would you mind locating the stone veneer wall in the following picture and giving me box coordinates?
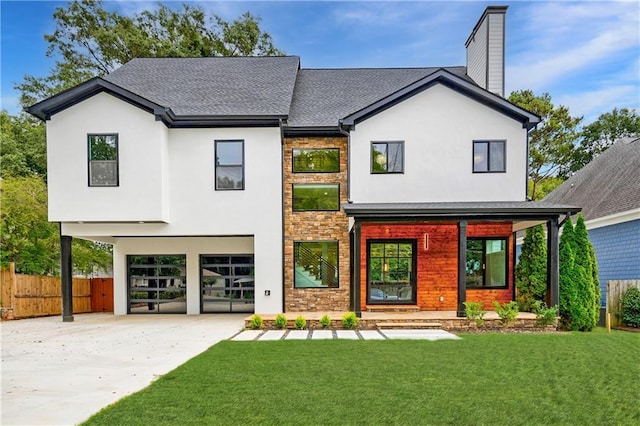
[283,137,350,311]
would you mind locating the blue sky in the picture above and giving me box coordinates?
[1,0,638,124]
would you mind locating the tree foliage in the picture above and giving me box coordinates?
[570,108,640,173]
[573,215,599,330]
[0,111,47,179]
[515,225,547,311]
[508,90,582,200]
[17,0,284,106]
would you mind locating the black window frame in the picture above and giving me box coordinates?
[371,141,404,174]
[292,148,340,173]
[472,140,506,173]
[215,140,245,190]
[465,237,509,289]
[366,239,417,304]
[88,133,119,187]
[292,183,340,212]
[293,240,339,289]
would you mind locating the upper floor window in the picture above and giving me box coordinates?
[466,238,508,288]
[371,141,404,174]
[473,140,505,173]
[215,140,244,190]
[292,184,340,211]
[88,134,118,186]
[292,148,340,173]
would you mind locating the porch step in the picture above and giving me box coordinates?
[376,322,443,329]
[366,305,421,313]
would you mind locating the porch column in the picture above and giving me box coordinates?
[547,217,560,307]
[457,220,467,317]
[60,234,74,322]
[351,222,362,317]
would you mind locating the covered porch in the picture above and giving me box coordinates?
[344,201,580,317]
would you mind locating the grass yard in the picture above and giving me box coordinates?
[83,329,639,426]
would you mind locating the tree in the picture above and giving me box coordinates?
[508,90,582,200]
[0,111,47,179]
[573,215,599,330]
[558,219,577,330]
[17,0,283,107]
[515,225,547,311]
[570,108,640,173]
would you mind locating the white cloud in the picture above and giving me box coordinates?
[557,85,639,124]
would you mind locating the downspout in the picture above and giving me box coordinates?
[337,120,352,203]
[279,119,286,313]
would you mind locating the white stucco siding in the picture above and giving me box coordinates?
[46,92,168,222]
[349,83,527,203]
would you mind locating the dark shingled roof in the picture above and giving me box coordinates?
[543,137,640,221]
[103,56,300,116]
[286,67,470,127]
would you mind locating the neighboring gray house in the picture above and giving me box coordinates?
[543,137,640,322]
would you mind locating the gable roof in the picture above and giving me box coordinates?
[543,137,640,221]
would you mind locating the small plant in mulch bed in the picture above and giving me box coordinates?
[274,314,287,329]
[493,301,519,326]
[342,311,358,329]
[294,315,307,330]
[532,301,559,327]
[249,314,263,330]
[319,314,331,329]
[464,301,487,325]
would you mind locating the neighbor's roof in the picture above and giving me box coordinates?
[543,137,640,221]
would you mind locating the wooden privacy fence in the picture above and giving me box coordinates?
[1,263,113,319]
[606,280,640,328]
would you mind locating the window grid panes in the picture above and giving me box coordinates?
[473,140,505,172]
[371,141,404,173]
[216,140,244,190]
[128,255,186,314]
[292,184,340,211]
[88,134,118,186]
[367,240,415,303]
[466,238,508,288]
[201,255,254,313]
[294,241,338,288]
[292,148,340,173]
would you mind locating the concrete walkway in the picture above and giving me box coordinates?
[232,328,461,341]
[1,313,245,426]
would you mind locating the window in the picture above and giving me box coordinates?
[473,140,505,172]
[216,140,244,190]
[466,238,508,288]
[367,240,416,303]
[128,255,186,314]
[371,141,403,173]
[293,148,340,173]
[292,184,339,211]
[294,241,338,288]
[88,134,118,186]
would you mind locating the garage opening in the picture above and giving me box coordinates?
[128,255,187,314]
[201,254,254,313]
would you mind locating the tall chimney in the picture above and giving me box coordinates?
[465,6,508,97]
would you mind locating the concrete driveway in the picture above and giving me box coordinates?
[1,313,245,426]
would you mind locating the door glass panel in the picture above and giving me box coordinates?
[368,241,415,304]
[128,255,186,314]
[201,254,254,313]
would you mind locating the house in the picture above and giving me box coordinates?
[28,6,579,320]
[543,137,640,323]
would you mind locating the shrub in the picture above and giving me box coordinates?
[493,301,519,326]
[319,314,331,329]
[515,224,547,311]
[249,314,263,330]
[621,287,640,328]
[294,315,306,330]
[532,301,559,327]
[464,301,487,325]
[342,311,359,329]
[274,314,287,329]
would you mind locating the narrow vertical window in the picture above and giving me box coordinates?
[88,134,118,186]
[216,140,244,190]
[371,141,404,173]
[473,140,505,172]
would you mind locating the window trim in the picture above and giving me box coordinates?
[371,141,405,174]
[88,133,119,187]
[366,239,417,304]
[215,139,245,191]
[465,237,509,289]
[292,183,340,212]
[472,140,506,173]
[292,148,340,173]
[293,240,339,289]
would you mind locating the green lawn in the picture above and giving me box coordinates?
[84,329,640,426]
